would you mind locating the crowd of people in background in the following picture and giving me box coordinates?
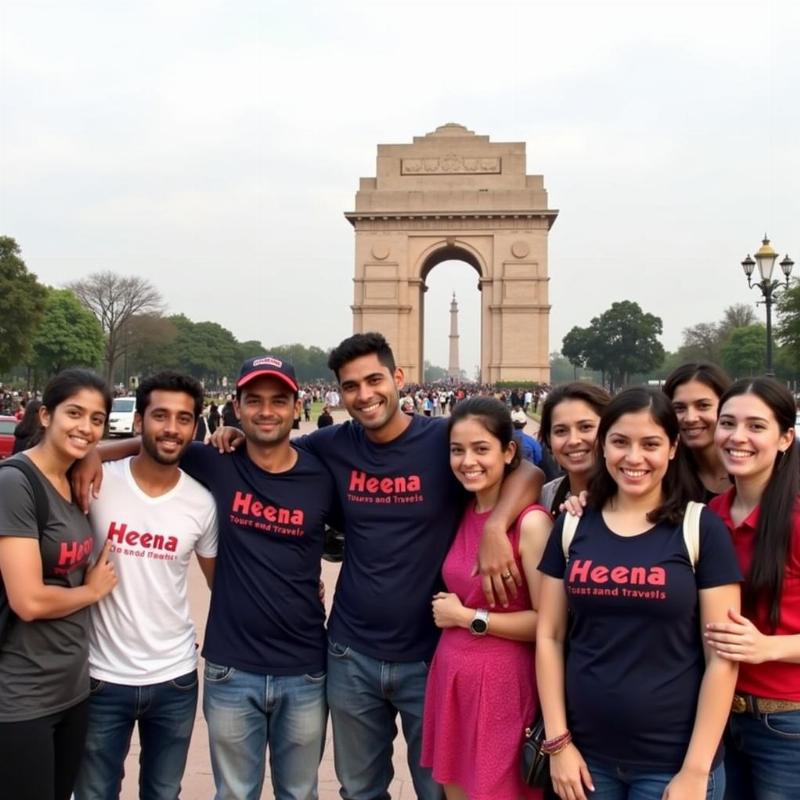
[1,336,799,800]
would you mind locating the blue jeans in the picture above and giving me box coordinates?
[326,639,442,800]
[74,670,198,800]
[202,660,327,800]
[725,709,800,799]
[584,758,724,800]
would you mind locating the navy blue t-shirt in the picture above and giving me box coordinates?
[180,442,333,675]
[538,506,742,772]
[296,415,465,661]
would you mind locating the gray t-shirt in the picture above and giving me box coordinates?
[0,455,93,721]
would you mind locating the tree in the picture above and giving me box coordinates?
[0,236,47,372]
[31,288,104,375]
[550,352,602,384]
[424,361,448,382]
[563,301,664,390]
[166,315,240,384]
[67,271,163,383]
[561,328,592,375]
[264,344,332,382]
[719,303,758,339]
[238,340,266,361]
[121,313,178,380]
[776,280,800,372]
[721,325,766,377]
[678,322,722,363]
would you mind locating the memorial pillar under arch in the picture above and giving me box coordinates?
[346,123,558,384]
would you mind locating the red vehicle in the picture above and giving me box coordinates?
[0,415,16,460]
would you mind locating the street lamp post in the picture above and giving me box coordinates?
[741,235,794,375]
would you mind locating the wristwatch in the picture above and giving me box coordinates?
[470,608,489,636]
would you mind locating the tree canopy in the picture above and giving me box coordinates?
[32,288,105,375]
[561,301,664,390]
[777,280,800,373]
[721,324,766,378]
[0,237,47,373]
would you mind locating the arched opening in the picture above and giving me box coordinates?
[420,246,483,384]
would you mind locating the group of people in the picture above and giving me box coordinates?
[0,335,798,800]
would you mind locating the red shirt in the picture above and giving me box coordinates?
[710,489,800,700]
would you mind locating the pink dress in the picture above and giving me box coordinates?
[421,504,545,800]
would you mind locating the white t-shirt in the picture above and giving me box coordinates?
[88,458,218,684]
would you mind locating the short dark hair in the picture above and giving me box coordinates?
[588,386,696,525]
[448,396,521,474]
[42,368,112,418]
[538,382,612,448]
[136,371,204,419]
[328,332,396,381]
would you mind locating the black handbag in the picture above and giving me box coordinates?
[520,713,550,788]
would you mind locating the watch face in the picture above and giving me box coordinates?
[471,617,488,635]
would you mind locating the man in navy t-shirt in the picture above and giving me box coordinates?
[303,333,542,800]
[193,356,334,800]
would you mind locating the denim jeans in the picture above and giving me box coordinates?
[74,670,198,800]
[326,639,442,800]
[584,758,724,800]
[202,660,327,800]
[725,709,800,799]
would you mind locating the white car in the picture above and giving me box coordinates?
[107,397,136,437]
[795,412,800,438]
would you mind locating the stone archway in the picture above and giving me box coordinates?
[346,123,557,384]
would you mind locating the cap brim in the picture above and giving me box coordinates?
[236,370,298,392]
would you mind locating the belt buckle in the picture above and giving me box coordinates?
[732,695,747,714]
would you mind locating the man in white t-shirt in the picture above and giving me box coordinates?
[75,372,217,800]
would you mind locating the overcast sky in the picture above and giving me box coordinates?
[2,0,798,375]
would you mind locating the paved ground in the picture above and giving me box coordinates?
[116,406,539,799]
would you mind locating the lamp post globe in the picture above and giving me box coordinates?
[741,235,794,376]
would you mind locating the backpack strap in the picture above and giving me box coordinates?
[0,459,50,533]
[682,501,704,572]
[561,512,580,559]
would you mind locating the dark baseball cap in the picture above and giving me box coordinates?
[236,356,298,392]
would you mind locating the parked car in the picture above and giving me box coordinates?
[107,397,137,437]
[0,415,16,459]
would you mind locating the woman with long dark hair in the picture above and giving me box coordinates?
[0,368,118,800]
[663,363,732,500]
[422,397,552,799]
[538,383,611,516]
[537,387,741,800]
[705,377,800,799]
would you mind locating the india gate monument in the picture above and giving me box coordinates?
[346,123,558,383]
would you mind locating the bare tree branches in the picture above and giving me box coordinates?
[67,271,163,383]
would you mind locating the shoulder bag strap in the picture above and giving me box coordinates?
[682,500,704,572]
[561,512,580,560]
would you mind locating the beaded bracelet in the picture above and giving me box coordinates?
[542,730,572,755]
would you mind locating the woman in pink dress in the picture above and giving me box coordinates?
[422,397,552,800]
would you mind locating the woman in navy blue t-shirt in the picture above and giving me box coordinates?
[536,387,741,800]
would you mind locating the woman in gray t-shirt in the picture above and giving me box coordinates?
[0,368,117,800]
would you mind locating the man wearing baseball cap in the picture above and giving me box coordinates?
[72,356,335,800]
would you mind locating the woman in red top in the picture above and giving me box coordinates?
[706,377,800,800]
